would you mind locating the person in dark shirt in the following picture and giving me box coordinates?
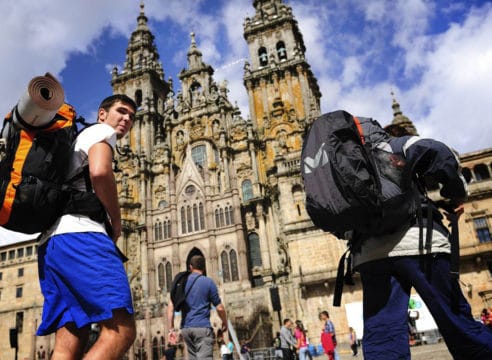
[167,255,227,360]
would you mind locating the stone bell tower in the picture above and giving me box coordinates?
[109,1,172,314]
[243,0,321,174]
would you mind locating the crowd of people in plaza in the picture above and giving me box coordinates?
[269,312,357,360]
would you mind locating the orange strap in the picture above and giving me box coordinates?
[0,130,33,224]
[353,116,365,144]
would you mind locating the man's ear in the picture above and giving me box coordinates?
[98,108,107,123]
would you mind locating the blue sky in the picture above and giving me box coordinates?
[1,0,492,242]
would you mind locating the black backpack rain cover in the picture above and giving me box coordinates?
[301,110,416,237]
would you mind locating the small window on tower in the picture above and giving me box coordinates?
[258,47,268,67]
[276,41,287,61]
[135,89,143,108]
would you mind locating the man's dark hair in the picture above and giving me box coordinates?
[99,94,137,113]
[190,255,206,271]
[283,318,291,325]
[319,310,329,318]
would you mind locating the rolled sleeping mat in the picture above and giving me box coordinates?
[13,72,65,130]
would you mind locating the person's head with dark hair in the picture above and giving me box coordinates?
[97,94,136,139]
[319,311,329,321]
[283,318,293,327]
[98,94,137,113]
[189,255,206,272]
[295,320,306,335]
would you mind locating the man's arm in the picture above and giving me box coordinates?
[167,300,177,344]
[281,327,297,347]
[88,142,121,241]
[216,303,228,333]
[394,136,468,203]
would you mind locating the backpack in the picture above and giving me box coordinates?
[0,103,78,234]
[170,271,201,311]
[273,336,281,349]
[301,110,417,238]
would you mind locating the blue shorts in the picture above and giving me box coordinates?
[37,232,134,335]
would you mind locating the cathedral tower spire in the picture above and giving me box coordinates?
[111,0,167,89]
[390,91,418,136]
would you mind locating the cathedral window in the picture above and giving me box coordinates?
[192,145,207,168]
[242,180,254,201]
[230,249,239,281]
[221,250,231,283]
[199,203,205,229]
[158,263,165,290]
[248,232,262,268]
[225,205,234,225]
[165,262,173,292]
[191,81,202,94]
[158,261,173,292]
[135,89,143,108]
[163,219,171,239]
[185,184,196,196]
[258,47,268,67]
[215,205,234,228]
[276,41,287,61]
[219,208,225,227]
[181,203,205,234]
[181,207,186,233]
[215,209,220,228]
[187,206,193,233]
[193,204,199,231]
[474,217,491,243]
[221,249,239,283]
[154,222,159,241]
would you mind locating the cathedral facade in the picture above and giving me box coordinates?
[110,0,348,356]
[108,0,492,357]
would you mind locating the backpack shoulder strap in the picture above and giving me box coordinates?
[448,212,460,313]
[184,273,202,299]
[353,116,365,144]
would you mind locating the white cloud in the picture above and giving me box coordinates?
[0,0,137,113]
[0,227,36,244]
[342,57,363,86]
[406,4,492,152]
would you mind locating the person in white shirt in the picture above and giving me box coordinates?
[37,94,137,360]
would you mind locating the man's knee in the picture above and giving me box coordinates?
[100,309,136,345]
[53,323,90,358]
